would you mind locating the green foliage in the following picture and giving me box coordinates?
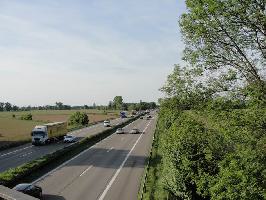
[179,0,265,84]
[20,113,32,120]
[113,96,123,110]
[68,111,89,126]
[160,65,214,110]
[143,104,266,200]
[206,97,246,111]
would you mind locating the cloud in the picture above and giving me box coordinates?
[0,0,186,106]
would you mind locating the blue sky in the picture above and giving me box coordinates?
[0,0,187,106]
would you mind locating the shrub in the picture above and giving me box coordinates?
[68,111,89,126]
[20,113,32,120]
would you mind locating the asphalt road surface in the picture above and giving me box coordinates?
[0,118,127,173]
[34,113,157,200]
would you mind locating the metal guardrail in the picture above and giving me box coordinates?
[0,185,38,200]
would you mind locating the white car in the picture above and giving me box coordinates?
[130,128,140,134]
[115,128,124,134]
[103,120,111,127]
[64,135,76,143]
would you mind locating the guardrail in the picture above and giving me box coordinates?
[0,185,38,200]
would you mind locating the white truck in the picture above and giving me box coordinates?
[31,122,67,145]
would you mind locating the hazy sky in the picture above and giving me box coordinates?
[0,0,186,106]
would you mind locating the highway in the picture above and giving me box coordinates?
[0,118,126,173]
[34,113,157,200]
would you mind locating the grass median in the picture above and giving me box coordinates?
[0,116,141,188]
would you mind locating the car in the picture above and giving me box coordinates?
[64,135,76,143]
[115,128,124,134]
[146,115,152,119]
[130,128,140,134]
[13,183,42,199]
[140,116,144,119]
[103,120,111,127]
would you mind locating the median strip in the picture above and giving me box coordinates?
[0,115,143,188]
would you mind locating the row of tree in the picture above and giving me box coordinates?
[107,96,157,111]
[0,98,157,112]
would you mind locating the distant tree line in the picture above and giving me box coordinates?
[107,96,157,111]
[0,98,157,112]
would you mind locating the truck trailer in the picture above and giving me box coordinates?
[31,122,67,145]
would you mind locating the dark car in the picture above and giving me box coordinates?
[146,115,152,119]
[13,183,42,199]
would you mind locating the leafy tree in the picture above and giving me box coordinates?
[128,103,136,111]
[108,101,113,109]
[160,64,213,109]
[121,103,128,111]
[4,102,12,111]
[179,0,265,84]
[113,96,123,110]
[55,102,64,110]
[12,105,19,111]
[68,111,89,126]
[84,105,89,109]
[0,102,4,111]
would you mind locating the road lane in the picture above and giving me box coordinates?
[0,118,127,173]
[35,113,157,200]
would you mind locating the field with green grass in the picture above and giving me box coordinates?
[0,109,119,146]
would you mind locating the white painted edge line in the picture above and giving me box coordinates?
[98,120,151,200]
[80,166,93,177]
[0,145,33,157]
[107,147,114,153]
[31,119,137,185]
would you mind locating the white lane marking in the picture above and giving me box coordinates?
[107,147,114,153]
[20,152,33,158]
[32,119,137,184]
[98,121,151,200]
[0,145,33,157]
[80,166,93,176]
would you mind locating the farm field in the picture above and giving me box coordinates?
[0,109,119,147]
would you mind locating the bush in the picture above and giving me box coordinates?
[20,113,32,120]
[143,106,266,200]
[68,111,89,126]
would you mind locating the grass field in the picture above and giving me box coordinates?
[0,109,119,145]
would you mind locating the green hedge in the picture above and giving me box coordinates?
[142,108,266,200]
[0,115,141,187]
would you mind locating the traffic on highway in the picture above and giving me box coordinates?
[0,111,157,200]
[0,117,125,173]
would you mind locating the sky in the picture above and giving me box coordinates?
[0,0,187,106]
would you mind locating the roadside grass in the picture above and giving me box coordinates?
[140,125,167,200]
[0,109,119,147]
